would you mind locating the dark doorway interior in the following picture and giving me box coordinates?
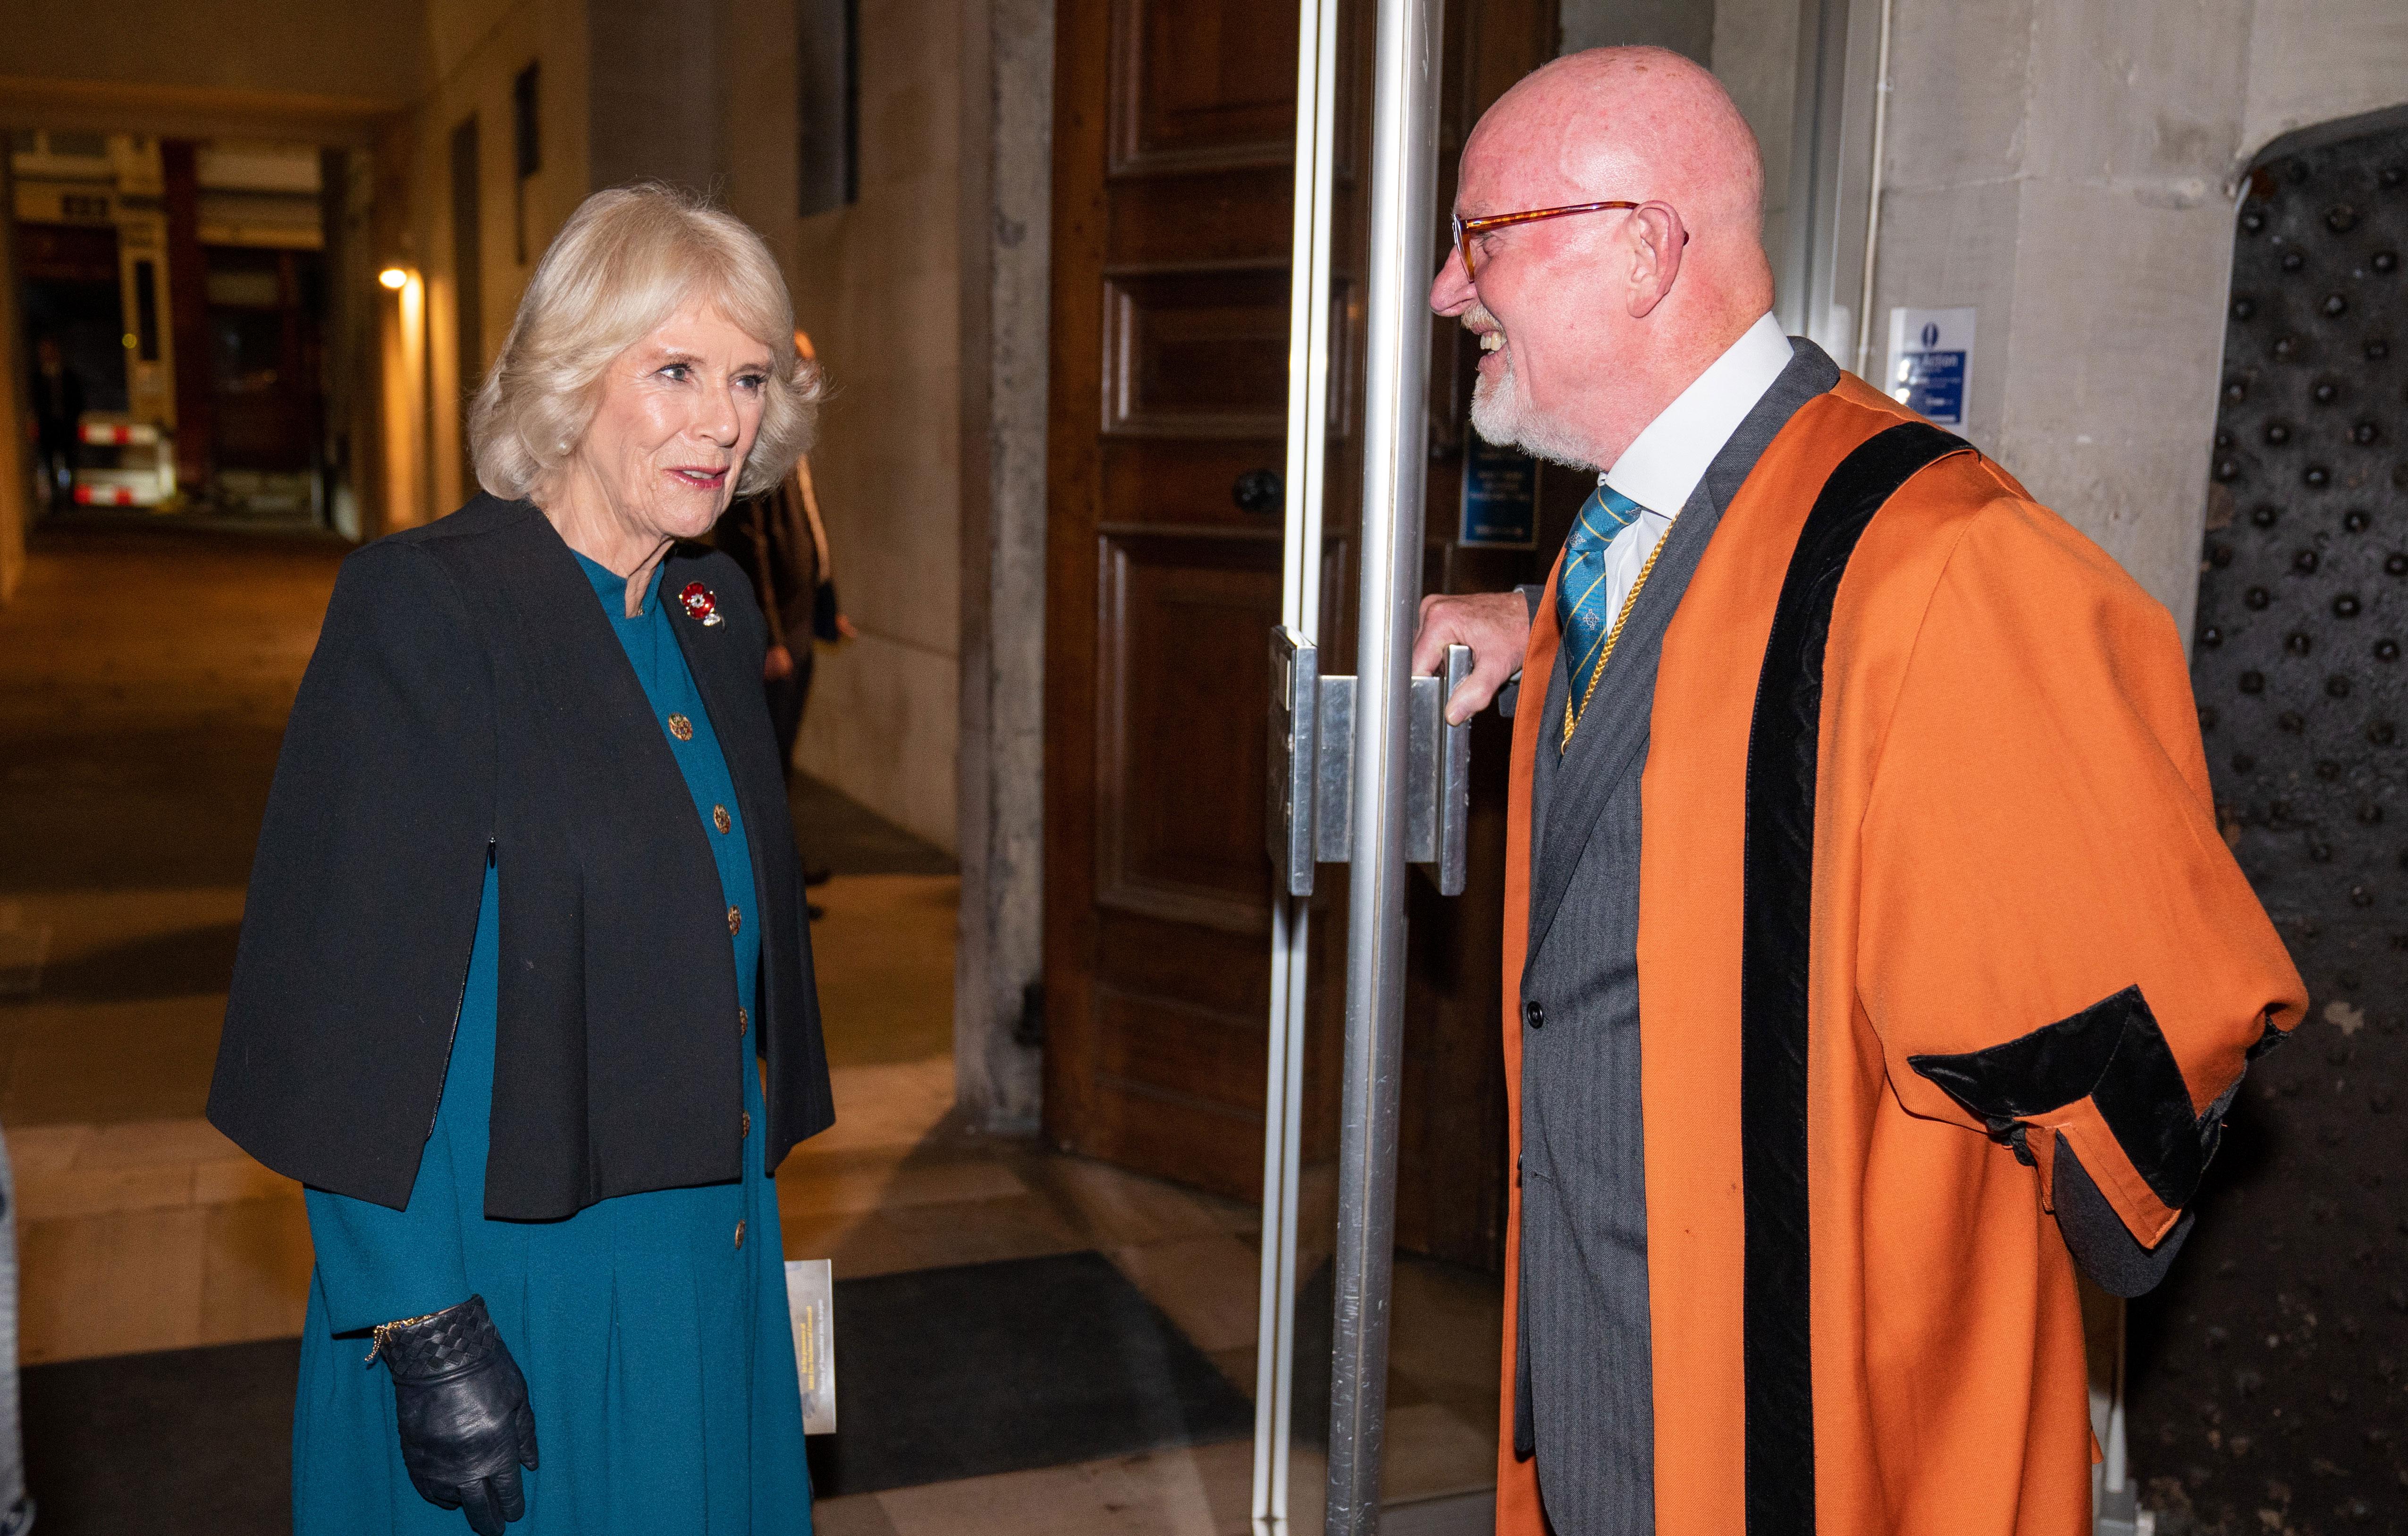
[17,222,128,416]
[204,246,323,479]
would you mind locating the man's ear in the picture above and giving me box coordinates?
[1625,202,1689,319]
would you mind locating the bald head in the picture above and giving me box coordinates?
[1433,48,1777,470]
[1475,47,1766,277]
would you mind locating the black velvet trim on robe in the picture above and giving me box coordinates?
[1739,422,1971,1536]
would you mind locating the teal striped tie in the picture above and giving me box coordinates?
[1556,482,1646,750]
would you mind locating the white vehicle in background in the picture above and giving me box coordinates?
[71,414,176,509]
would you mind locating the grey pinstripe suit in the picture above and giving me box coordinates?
[1513,340,1841,1535]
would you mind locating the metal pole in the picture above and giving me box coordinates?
[1255,0,1343,1528]
[1327,0,1443,1526]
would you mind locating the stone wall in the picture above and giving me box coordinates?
[2242,0,2408,162]
[396,0,597,525]
[764,0,967,856]
[1869,0,2408,640]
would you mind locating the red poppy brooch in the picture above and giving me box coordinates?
[679,582,723,627]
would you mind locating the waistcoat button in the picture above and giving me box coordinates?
[1524,1000,1545,1030]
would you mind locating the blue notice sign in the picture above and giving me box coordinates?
[1898,348,1965,422]
[1883,306,1976,428]
[1459,432,1538,549]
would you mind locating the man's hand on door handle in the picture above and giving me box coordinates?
[1413,591,1531,726]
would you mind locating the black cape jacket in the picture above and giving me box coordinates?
[207,496,836,1219]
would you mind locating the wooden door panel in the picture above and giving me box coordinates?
[1102,270,1290,437]
[1102,440,1290,530]
[1096,536,1281,933]
[1111,0,1300,172]
[1050,0,1328,1200]
[1108,171,1297,264]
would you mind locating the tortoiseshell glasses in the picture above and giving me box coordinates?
[1451,201,1641,279]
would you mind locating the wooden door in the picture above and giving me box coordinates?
[1043,0,1354,1203]
[1044,0,1553,1267]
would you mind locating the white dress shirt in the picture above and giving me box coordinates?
[1591,311,1793,624]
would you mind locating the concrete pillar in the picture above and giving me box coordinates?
[1872,0,2257,636]
[952,0,1051,1131]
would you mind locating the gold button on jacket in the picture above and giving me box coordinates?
[712,804,732,834]
[667,713,694,742]
[733,1219,747,1249]
[726,905,741,936]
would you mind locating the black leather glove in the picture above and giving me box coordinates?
[375,1295,539,1535]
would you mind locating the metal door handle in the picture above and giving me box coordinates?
[1267,626,1470,896]
[1233,468,1284,515]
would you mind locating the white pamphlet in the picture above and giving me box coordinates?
[784,1258,835,1435]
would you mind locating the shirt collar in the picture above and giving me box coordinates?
[1601,311,1793,517]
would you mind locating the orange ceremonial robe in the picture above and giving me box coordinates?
[1492,375,2307,1535]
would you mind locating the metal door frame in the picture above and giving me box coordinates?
[1254,0,1447,1529]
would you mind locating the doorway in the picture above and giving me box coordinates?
[1040,0,1561,1273]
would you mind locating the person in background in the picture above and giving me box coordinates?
[715,329,856,913]
[208,183,834,1535]
[27,336,82,512]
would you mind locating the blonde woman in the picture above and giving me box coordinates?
[209,184,833,1534]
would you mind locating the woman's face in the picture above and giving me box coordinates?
[568,298,773,546]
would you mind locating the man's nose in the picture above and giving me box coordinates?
[1430,245,1474,316]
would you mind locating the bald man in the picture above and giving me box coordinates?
[1411,48,2303,1536]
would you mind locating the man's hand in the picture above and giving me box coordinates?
[1413,591,1532,726]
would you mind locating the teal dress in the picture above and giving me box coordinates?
[292,554,812,1535]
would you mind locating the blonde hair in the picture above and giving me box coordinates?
[469,183,822,502]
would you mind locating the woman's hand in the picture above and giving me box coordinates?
[376,1295,539,1535]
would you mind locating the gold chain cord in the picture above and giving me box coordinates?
[365,1310,443,1365]
[1560,524,1675,753]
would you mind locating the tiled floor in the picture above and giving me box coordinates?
[0,523,1504,1530]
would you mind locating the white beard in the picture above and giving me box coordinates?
[1468,343,1599,471]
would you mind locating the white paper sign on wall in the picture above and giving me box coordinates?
[1884,307,1977,428]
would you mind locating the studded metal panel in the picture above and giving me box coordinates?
[2130,124,2408,1535]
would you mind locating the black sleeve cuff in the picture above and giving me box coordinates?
[2052,1136,2192,1298]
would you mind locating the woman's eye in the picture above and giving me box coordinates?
[657,363,691,383]
[736,374,766,393]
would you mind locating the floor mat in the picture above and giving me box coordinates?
[807,1249,1255,1496]
[25,1336,298,1536]
[22,1250,1252,1526]
[789,772,956,877]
